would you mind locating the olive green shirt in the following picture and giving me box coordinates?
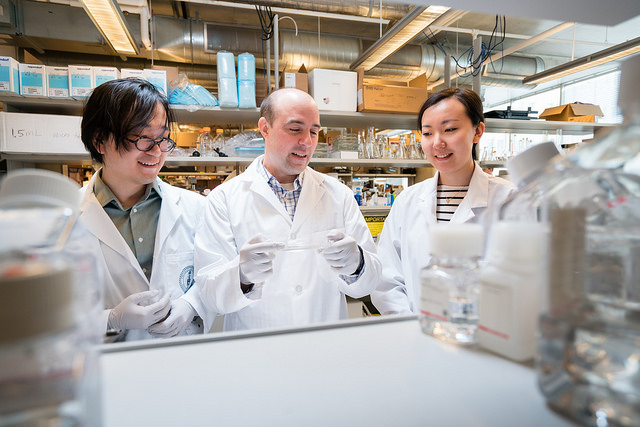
[94,172,162,281]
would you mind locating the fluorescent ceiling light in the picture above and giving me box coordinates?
[523,36,640,85]
[79,0,139,56]
[350,5,450,72]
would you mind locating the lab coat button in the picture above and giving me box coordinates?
[295,285,303,294]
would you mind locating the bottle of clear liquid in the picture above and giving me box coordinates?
[212,128,226,157]
[490,55,640,426]
[197,127,214,156]
[420,223,484,345]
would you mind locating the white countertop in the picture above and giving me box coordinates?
[99,315,577,427]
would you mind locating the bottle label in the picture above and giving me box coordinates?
[477,281,512,339]
[420,280,449,321]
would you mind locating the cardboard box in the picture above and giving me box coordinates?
[144,69,167,94]
[539,103,604,122]
[19,63,46,96]
[357,69,428,114]
[93,66,119,87]
[0,56,20,94]
[68,65,93,99]
[279,65,308,92]
[0,112,86,154]
[308,68,357,112]
[46,66,70,98]
[121,68,145,79]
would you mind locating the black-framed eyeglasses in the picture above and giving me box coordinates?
[125,135,177,152]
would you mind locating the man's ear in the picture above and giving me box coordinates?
[258,117,269,138]
[95,138,105,155]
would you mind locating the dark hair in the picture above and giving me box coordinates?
[81,78,174,163]
[417,87,484,161]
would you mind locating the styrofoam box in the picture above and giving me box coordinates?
[0,56,20,94]
[93,66,120,87]
[121,68,144,79]
[46,66,70,98]
[19,63,46,96]
[308,69,357,112]
[68,65,93,99]
[143,69,167,94]
[0,112,86,155]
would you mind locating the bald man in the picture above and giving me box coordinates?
[194,88,381,332]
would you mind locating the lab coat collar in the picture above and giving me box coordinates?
[245,156,294,224]
[154,179,181,260]
[80,172,148,282]
[420,162,489,224]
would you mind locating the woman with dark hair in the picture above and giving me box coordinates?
[79,78,212,341]
[371,87,515,315]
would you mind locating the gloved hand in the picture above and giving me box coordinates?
[147,298,196,338]
[322,230,362,276]
[107,290,171,330]
[239,234,285,284]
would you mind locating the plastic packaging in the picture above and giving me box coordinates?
[420,223,484,345]
[169,74,219,106]
[490,55,640,426]
[217,51,238,107]
[237,53,256,108]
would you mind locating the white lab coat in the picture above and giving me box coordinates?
[371,162,516,315]
[194,156,381,332]
[79,173,213,341]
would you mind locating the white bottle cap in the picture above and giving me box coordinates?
[487,221,545,262]
[0,263,74,342]
[506,141,560,188]
[618,54,640,112]
[429,223,484,258]
[0,168,80,212]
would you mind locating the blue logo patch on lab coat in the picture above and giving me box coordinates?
[179,265,195,293]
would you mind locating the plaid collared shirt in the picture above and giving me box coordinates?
[258,160,304,221]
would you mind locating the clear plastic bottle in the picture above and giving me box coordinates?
[490,55,640,426]
[212,128,226,157]
[0,169,103,426]
[197,127,214,157]
[420,223,484,345]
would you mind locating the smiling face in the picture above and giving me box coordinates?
[259,89,321,184]
[99,102,170,202]
[420,97,484,186]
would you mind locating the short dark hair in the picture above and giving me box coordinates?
[81,78,174,163]
[417,88,484,160]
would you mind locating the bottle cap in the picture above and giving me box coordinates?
[0,168,80,212]
[216,129,224,134]
[429,223,484,258]
[487,221,544,262]
[0,262,74,342]
[618,54,640,112]
[506,141,560,188]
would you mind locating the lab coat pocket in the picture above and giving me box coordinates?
[161,251,195,298]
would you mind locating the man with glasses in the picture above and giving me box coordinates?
[79,78,211,341]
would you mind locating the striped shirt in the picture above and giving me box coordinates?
[258,160,304,221]
[436,185,468,222]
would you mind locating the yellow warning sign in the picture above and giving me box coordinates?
[364,214,387,238]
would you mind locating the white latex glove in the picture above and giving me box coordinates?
[147,298,196,338]
[239,234,285,284]
[107,290,171,330]
[321,230,362,276]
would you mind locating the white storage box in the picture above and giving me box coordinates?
[0,56,20,94]
[93,66,120,87]
[19,63,46,96]
[0,112,86,155]
[308,69,357,112]
[46,66,70,98]
[68,65,93,99]
[143,69,167,94]
[121,68,144,79]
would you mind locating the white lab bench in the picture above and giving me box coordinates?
[99,315,577,426]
